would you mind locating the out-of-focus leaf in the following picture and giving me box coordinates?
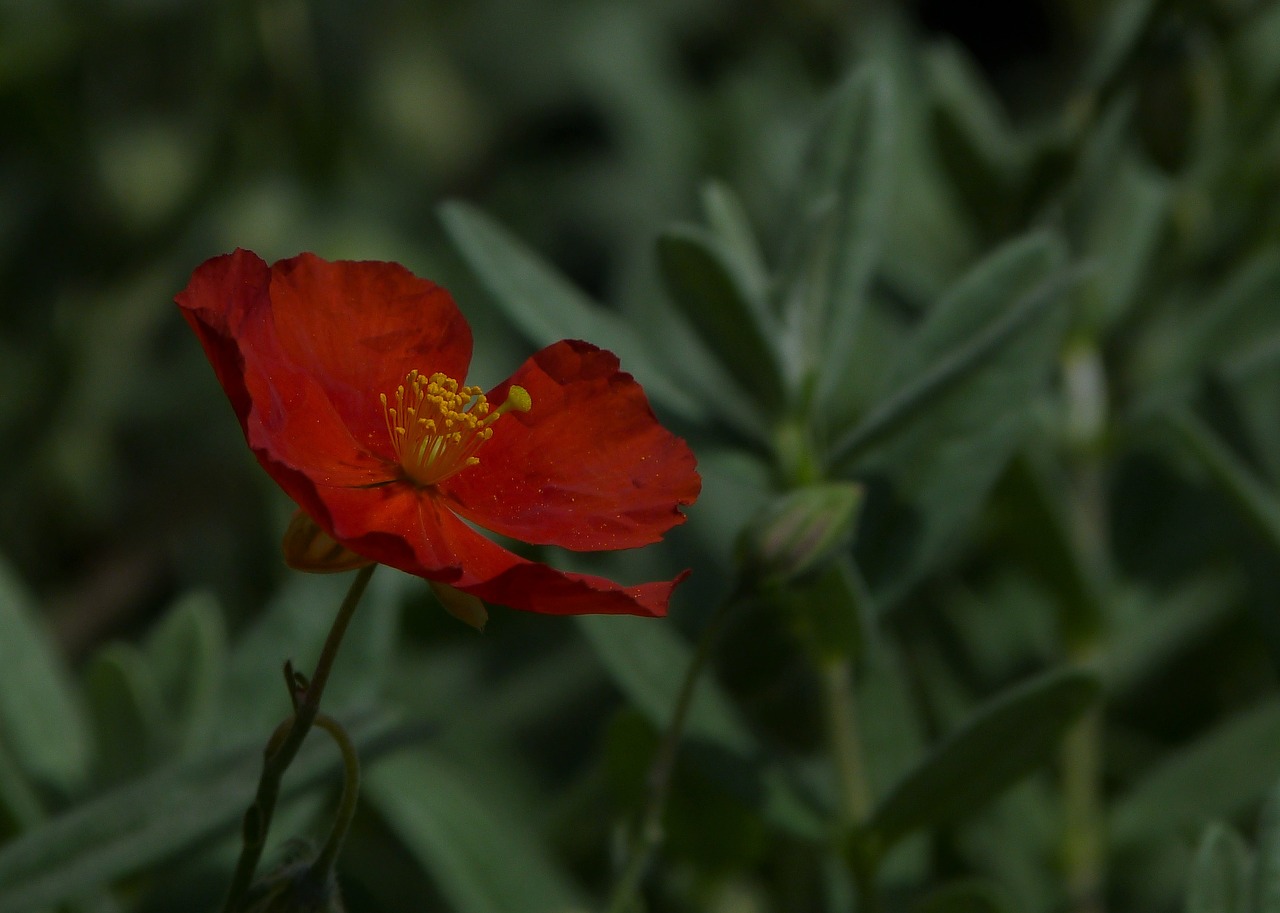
[912,880,1015,913]
[1081,0,1159,91]
[222,570,400,741]
[994,451,1106,645]
[0,712,403,913]
[439,201,704,421]
[657,225,786,411]
[1230,1,1280,110]
[83,644,165,785]
[779,63,895,405]
[1256,783,1280,913]
[1099,573,1241,696]
[868,668,1099,849]
[1110,699,1280,849]
[835,232,1072,600]
[576,614,824,838]
[776,558,874,664]
[832,232,1067,466]
[1078,155,1168,331]
[0,740,44,831]
[1185,823,1250,913]
[1162,407,1280,554]
[700,180,770,309]
[926,42,1024,235]
[144,591,227,756]
[365,750,587,913]
[0,557,88,791]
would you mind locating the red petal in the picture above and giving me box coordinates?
[301,481,684,616]
[440,340,701,551]
[264,254,473,456]
[177,250,391,488]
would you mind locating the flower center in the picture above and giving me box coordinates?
[380,371,531,487]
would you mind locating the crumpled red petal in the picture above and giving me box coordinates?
[177,250,391,488]
[293,482,683,616]
[264,254,473,456]
[440,340,700,551]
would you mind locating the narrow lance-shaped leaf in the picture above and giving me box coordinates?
[778,64,895,404]
[1255,782,1280,913]
[439,200,703,421]
[0,713,404,913]
[832,232,1068,468]
[867,667,1099,850]
[1185,823,1251,913]
[700,180,771,309]
[0,557,89,791]
[1161,407,1280,555]
[1109,698,1280,849]
[577,614,824,838]
[365,750,588,913]
[657,225,787,413]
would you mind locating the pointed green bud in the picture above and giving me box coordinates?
[239,857,346,913]
[738,482,864,584]
[429,580,488,631]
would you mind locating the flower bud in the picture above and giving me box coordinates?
[737,483,863,584]
[282,510,373,574]
[429,580,488,631]
[240,858,346,913]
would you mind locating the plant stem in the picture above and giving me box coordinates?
[308,713,362,881]
[822,657,872,828]
[1063,702,1104,913]
[604,595,736,913]
[221,563,376,913]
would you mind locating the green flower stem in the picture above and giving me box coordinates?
[604,594,737,913]
[822,657,872,828]
[308,713,362,882]
[221,563,376,913]
[1063,703,1104,913]
[1061,342,1109,913]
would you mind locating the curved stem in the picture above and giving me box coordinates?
[221,563,376,913]
[308,713,362,881]
[604,594,738,913]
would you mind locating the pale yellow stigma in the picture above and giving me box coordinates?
[380,370,531,487]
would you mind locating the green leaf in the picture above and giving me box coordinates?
[144,591,227,756]
[365,750,587,913]
[0,712,403,913]
[832,231,1067,467]
[1256,783,1280,913]
[1081,0,1159,91]
[83,644,165,785]
[657,225,786,412]
[1077,154,1169,331]
[784,558,875,664]
[868,668,1099,849]
[0,556,89,791]
[1110,699,1280,850]
[926,42,1025,236]
[1161,407,1280,555]
[439,200,703,421]
[834,232,1073,600]
[699,180,770,309]
[912,880,1016,913]
[1185,823,1251,913]
[780,63,896,404]
[576,614,824,838]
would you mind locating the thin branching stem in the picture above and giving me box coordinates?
[221,563,376,913]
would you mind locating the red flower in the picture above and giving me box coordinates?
[177,250,700,617]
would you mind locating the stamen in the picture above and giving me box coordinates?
[380,371,531,487]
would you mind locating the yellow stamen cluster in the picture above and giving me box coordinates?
[380,370,531,487]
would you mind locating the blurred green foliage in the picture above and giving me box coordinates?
[2,0,1280,911]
